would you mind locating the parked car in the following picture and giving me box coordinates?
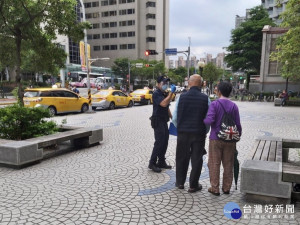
[130,89,153,105]
[91,90,133,110]
[70,78,97,88]
[23,88,89,116]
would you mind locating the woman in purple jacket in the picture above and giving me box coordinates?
[204,82,242,196]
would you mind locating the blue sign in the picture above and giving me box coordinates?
[165,48,177,56]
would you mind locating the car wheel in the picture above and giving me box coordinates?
[128,100,133,108]
[92,106,97,111]
[109,102,115,110]
[48,106,56,116]
[81,103,89,113]
[83,83,87,88]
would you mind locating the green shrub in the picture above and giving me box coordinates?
[0,104,58,140]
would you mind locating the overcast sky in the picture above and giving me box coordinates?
[169,0,262,60]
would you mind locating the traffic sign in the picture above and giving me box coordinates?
[165,48,177,56]
[135,63,143,68]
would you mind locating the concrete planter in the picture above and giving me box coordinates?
[0,125,103,167]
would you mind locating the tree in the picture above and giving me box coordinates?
[270,0,300,82]
[225,6,275,74]
[202,63,222,92]
[111,58,130,79]
[0,0,89,103]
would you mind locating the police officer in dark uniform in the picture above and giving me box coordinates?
[149,76,176,173]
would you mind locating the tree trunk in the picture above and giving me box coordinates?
[15,31,23,106]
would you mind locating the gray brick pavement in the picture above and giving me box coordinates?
[0,101,299,224]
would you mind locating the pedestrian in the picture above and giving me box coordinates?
[148,75,176,173]
[279,89,288,106]
[204,81,242,196]
[172,74,210,193]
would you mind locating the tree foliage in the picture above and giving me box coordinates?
[225,6,275,74]
[270,0,300,81]
[202,63,223,83]
[0,0,89,103]
[0,104,58,140]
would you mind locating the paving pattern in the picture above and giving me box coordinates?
[0,100,300,224]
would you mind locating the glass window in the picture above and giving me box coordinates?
[92,23,100,29]
[102,11,109,17]
[146,1,156,7]
[87,34,93,40]
[146,25,155,30]
[109,11,117,16]
[128,44,135,49]
[119,92,127,97]
[93,13,99,18]
[103,45,110,51]
[110,33,118,38]
[102,33,109,39]
[24,91,39,97]
[94,46,101,51]
[102,23,109,28]
[92,1,99,7]
[119,21,126,26]
[112,91,120,96]
[110,22,117,27]
[119,9,126,15]
[127,9,135,14]
[128,20,135,26]
[119,32,127,37]
[110,45,118,50]
[93,34,100,39]
[119,0,126,3]
[101,1,108,6]
[109,0,117,5]
[146,37,156,42]
[64,91,78,98]
[146,13,155,19]
[120,44,127,49]
[52,91,65,97]
[128,31,135,37]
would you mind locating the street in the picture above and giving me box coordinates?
[0,100,299,224]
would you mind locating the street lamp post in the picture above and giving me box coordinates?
[198,61,205,92]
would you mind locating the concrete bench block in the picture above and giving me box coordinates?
[0,141,40,166]
[241,160,292,199]
[88,128,103,145]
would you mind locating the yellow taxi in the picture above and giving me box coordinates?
[23,88,89,116]
[91,89,133,110]
[130,88,153,105]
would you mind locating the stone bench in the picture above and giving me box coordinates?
[241,136,293,203]
[274,98,300,106]
[0,125,103,167]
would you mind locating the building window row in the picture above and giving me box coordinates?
[146,37,155,42]
[146,13,155,19]
[87,34,101,40]
[119,20,135,27]
[94,44,136,51]
[102,22,117,28]
[84,1,99,8]
[86,13,99,19]
[146,25,155,30]
[102,10,117,17]
[102,33,118,39]
[119,8,135,15]
[89,23,100,29]
[119,0,135,4]
[146,1,156,7]
[119,31,135,37]
[101,0,117,6]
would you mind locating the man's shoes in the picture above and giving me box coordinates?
[175,182,184,189]
[157,161,172,169]
[188,184,202,193]
[208,187,220,196]
[148,163,162,173]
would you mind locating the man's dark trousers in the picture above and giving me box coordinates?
[176,132,206,188]
[150,119,169,164]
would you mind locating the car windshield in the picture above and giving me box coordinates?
[24,91,39,97]
[95,90,110,96]
[132,90,147,94]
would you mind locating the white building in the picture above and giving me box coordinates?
[261,0,288,25]
[83,0,169,68]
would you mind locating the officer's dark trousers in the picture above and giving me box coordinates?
[150,121,169,165]
[176,132,206,188]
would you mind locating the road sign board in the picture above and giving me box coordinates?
[165,48,177,56]
[135,63,143,68]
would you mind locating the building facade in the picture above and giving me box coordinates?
[249,25,300,92]
[261,0,288,25]
[83,0,169,68]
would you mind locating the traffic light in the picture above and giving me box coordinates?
[239,76,243,80]
[145,49,158,56]
[230,77,233,80]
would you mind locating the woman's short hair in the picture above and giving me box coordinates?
[217,82,232,97]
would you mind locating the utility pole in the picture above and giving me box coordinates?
[187,37,191,78]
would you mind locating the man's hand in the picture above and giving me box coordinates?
[170,84,176,93]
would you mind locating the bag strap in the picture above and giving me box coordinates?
[218,100,227,114]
